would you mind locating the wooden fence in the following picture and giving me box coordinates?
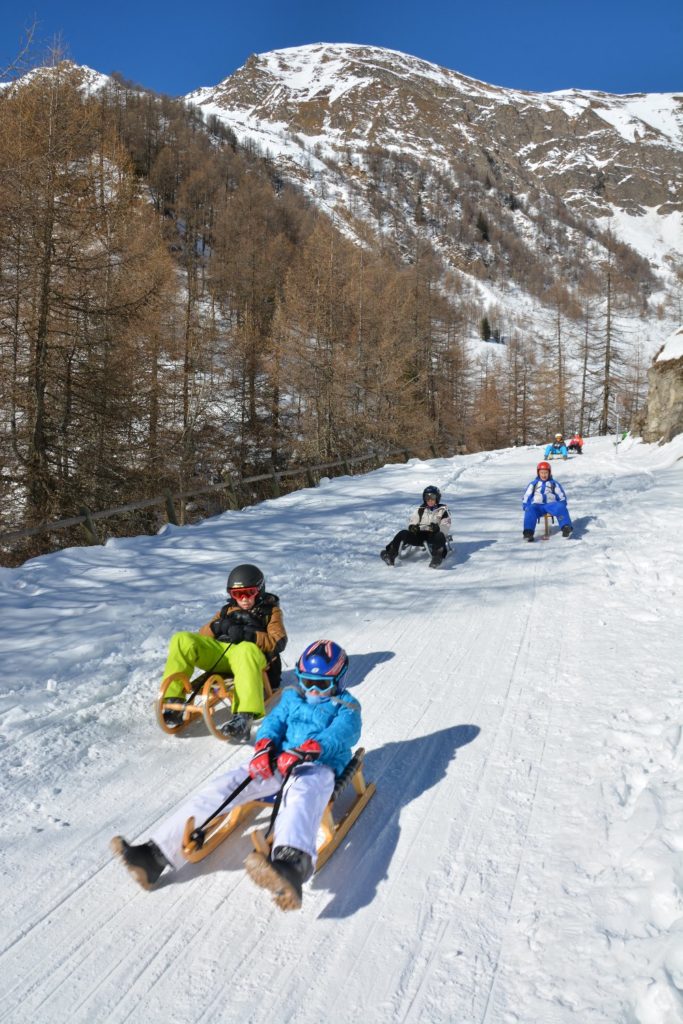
[0,445,439,553]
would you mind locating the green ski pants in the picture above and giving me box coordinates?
[162,632,268,717]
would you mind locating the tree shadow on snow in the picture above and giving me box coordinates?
[314,723,481,919]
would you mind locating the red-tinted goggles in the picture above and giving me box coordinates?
[229,586,260,600]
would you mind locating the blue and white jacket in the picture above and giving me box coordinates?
[522,477,568,509]
[256,687,361,776]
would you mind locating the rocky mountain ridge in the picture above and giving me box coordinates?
[188,43,682,257]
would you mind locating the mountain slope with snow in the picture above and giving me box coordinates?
[188,43,683,261]
[0,435,682,1023]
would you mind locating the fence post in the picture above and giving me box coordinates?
[270,467,281,498]
[306,468,317,489]
[164,490,178,526]
[79,506,100,545]
[223,476,239,510]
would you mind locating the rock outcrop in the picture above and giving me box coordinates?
[640,327,683,442]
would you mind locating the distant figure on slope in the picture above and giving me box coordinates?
[380,485,452,569]
[544,434,568,460]
[113,640,361,911]
[522,461,573,541]
[567,432,584,455]
[160,563,287,740]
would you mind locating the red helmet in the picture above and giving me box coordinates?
[536,461,552,474]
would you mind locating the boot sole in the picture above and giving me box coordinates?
[110,836,156,891]
[244,851,302,911]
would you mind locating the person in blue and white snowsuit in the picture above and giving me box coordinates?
[522,461,573,541]
[112,640,361,911]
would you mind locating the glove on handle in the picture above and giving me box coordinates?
[249,738,276,780]
[276,739,322,776]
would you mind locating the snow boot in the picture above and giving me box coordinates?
[523,529,534,542]
[111,836,169,890]
[562,525,573,538]
[429,550,445,568]
[380,549,395,566]
[245,845,313,911]
[221,712,254,742]
[161,698,187,726]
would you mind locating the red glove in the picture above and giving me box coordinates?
[249,738,276,780]
[276,739,322,776]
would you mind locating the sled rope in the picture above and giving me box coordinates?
[189,774,252,849]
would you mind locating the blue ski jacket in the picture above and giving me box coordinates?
[522,477,568,509]
[256,687,361,776]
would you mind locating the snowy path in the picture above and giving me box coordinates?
[0,436,681,1024]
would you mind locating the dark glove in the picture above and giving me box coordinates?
[222,622,244,644]
[428,523,440,533]
[249,738,276,780]
[408,523,419,534]
[242,626,257,644]
[276,739,322,776]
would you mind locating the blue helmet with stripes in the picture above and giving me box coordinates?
[295,640,349,699]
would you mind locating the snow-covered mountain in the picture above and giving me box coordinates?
[1,435,682,1022]
[188,44,683,276]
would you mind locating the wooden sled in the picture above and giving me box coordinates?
[181,747,376,872]
[155,667,275,741]
[542,513,555,540]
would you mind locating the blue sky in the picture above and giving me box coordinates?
[1,0,681,96]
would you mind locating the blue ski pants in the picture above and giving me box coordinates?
[523,501,572,533]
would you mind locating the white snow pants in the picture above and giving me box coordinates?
[149,761,335,871]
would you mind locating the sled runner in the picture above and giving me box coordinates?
[181,747,376,871]
[154,667,276,741]
[542,513,555,540]
[398,534,454,562]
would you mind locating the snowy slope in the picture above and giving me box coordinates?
[0,436,682,1024]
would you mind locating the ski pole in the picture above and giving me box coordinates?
[189,773,252,849]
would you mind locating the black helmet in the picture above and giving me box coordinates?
[422,486,441,504]
[227,564,265,594]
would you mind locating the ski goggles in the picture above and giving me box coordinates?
[295,671,336,694]
[229,586,260,600]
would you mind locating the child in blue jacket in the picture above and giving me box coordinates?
[544,433,568,459]
[112,640,360,910]
[522,461,573,541]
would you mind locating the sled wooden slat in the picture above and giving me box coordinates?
[182,803,255,862]
[154,672,206,735]
[180,748,375,871]
[314,779,376,871]
[155,667,274,741]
